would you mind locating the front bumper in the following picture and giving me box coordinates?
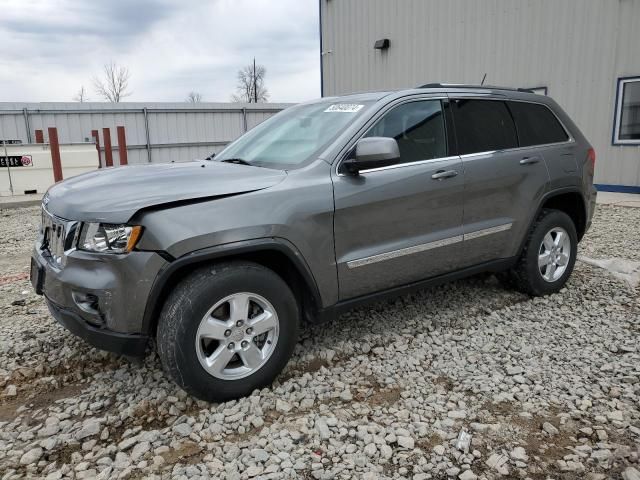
[31,238,168,357]
[45,298,148,356]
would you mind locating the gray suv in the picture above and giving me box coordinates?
[31,85,597,401]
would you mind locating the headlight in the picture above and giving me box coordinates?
[78,223,143,253]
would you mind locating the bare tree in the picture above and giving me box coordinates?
[93,62,132,102]
[73,86,89,102]
[231,58,269,103]
[186,91,203,103]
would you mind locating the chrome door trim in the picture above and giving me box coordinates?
[346,235,464,269]
[463,222,513,240]
[346,222,514,269]
[351,155,461,176]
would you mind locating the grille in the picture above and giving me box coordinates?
[41,207,77,266]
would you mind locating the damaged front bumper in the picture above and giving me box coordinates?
[31,235,168,356]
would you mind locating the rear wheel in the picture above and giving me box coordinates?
[505,209,578,296]
[157,261,299,402]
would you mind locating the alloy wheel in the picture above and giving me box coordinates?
[195,292,279,380]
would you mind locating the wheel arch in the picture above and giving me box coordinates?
[142,238,323,337]
[537,189,587,241]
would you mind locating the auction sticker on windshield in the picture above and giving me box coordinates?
[324,104,365,113]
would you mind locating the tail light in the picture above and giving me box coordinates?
[587,148,596,176]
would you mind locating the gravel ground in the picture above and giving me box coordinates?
[0,205,639,480]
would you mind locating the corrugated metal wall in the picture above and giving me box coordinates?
[320,0,640,187]
[0,102,291,166]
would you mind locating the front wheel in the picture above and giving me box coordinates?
[507,209,578,296]
[157,261,299,402]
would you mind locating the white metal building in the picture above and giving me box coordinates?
[0,102,289,166]
[319,0,640,191]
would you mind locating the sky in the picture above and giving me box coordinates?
[0,0,321,103]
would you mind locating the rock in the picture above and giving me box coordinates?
[397,436,414,449]
[364,443,377,457]
[5,384,17,396]
[433,445,446,456]
[340,389,353,401]
[172,423,192,437]
[251,448,269,462]
[485,453,509,475]
[379,444,392,460]
[607,411,624,422]
[590,449,612,461]
[316,418,331,440]
[118,436,138,451]
[448,410,467,419]
[20,447,43,465]
[623,467,640,480]
[130,441,151,461]
[276,399,292,413]
[510,446,528,462]
[76,420,101,440]
[246,465,263,477]
[459,471,478,480]
[542,422,559,435]
[506,366,524,375]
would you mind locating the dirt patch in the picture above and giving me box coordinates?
[365,386,403,406]
[0,382,85,422]
[161,441,203,464]
[0,272,29,286]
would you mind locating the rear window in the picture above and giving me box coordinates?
[508,102,569,146]
[452,99,518,155]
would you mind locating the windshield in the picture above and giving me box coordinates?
[215,99,375,169]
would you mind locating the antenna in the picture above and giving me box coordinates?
[480,73,487,86]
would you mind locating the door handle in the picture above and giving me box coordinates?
[431,169,458,180]
[520,156,541,165]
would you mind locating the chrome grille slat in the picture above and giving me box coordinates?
[41,207,76,267]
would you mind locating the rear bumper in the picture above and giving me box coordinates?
[46,298,149,356]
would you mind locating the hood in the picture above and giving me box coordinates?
[45,160,286,223]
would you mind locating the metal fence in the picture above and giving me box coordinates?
[0,102,292,166]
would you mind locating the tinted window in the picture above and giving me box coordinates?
[365,100,447,163]
[508,102,569,146]
[453,100,518,155]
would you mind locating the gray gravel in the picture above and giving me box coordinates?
[0,204,638,479]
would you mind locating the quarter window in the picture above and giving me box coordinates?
[364,100,447,163]
[452,100,518,155]
[614,77,640,144]
[508,102,569,146]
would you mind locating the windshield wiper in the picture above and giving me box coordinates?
[219,158,254,166]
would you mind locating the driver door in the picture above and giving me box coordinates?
[331,98,465,300]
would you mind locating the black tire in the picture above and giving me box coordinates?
[508,209,578,296]
[157,261,299,402]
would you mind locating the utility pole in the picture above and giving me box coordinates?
[253,57,258,103]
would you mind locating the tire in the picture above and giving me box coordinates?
[508,209,578,296]
[157,261,299,402]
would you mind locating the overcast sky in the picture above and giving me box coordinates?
[0,0,320,103]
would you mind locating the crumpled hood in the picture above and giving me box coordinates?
[45,160,286,223]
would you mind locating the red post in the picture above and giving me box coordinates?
[91,130,102,168]
[48,127,63,182]
[102,128,113,167]
[35,129,44,144]
[116,126,128,165]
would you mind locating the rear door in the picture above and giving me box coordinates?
[332,98,465,300]
[452,98,551,264]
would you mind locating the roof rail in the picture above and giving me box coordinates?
[418,83,534,93]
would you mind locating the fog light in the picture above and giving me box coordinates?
[72,292,100,315]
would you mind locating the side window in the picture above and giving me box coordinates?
[364,100,447,163]
[452,99,518,155]
[508,101,569,146]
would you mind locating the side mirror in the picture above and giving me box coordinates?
[342,137,400,175]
